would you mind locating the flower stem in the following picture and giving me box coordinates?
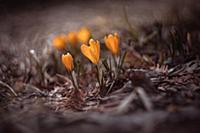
[112,54,117,68]
[112,54,119,78]
[95,65,101,88]
[69,71,78,90]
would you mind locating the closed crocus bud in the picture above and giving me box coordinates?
[81,39,100,65]
[104,33,119,55]
[62,53,74,71]
[67,32,78,47]
[77,27,91,44]
[52,35,67,50]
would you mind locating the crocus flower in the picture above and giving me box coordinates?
[62,53,74,71]
[81,39,100,64]
[52,35,67,50]
[104,33,119,55]
[67,32,78,47]
[77,27,91,44]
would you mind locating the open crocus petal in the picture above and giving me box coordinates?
[89,39,100,61]
[81,44,96,64]
[104,33,119,55]
[113,33,119,53]
[62,53,74,71]
[52,35,67,50]
[81,39,100,65]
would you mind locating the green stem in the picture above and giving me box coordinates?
[95,65,101,88]
[69,71,78,90]
[112,54,118,78]
[117,52,122,69]
[119,50,127,69]
[112,54,117,68]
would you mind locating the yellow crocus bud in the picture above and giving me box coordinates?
[77,27,91,44]
[52,35,67,50]
[61,53,74,71]
[104,33,119,55]
[67,32,78,47]
[81,39,100,65]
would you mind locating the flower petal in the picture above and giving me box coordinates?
[81,44,97,64]
[89,39,100,63]
[104,33,119,55]
[62,53,74,71]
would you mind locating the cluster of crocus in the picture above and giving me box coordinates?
[79,33,121,91]
[52,27,91,51]
[80,33,119,66]
[52,28,121,91]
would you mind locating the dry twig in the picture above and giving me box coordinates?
[135,87,153,111]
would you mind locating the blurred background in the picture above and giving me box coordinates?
[0,0,199,58]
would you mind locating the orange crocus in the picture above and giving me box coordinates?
[61,53,74,71]
[81,39,100,64]
[77,27,91,44]
[104,33,119,55]
[67,32,78,47]
[52,35,67,50]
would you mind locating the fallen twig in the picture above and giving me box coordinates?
[116,91,137,114]
[135,87,153,111]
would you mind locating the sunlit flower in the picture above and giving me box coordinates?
[52,35,67,50]
[62,53,74,71]
[104,33,119,55]
[67,32,78,47]
[81,39,100,64]
[77,27,91,44]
